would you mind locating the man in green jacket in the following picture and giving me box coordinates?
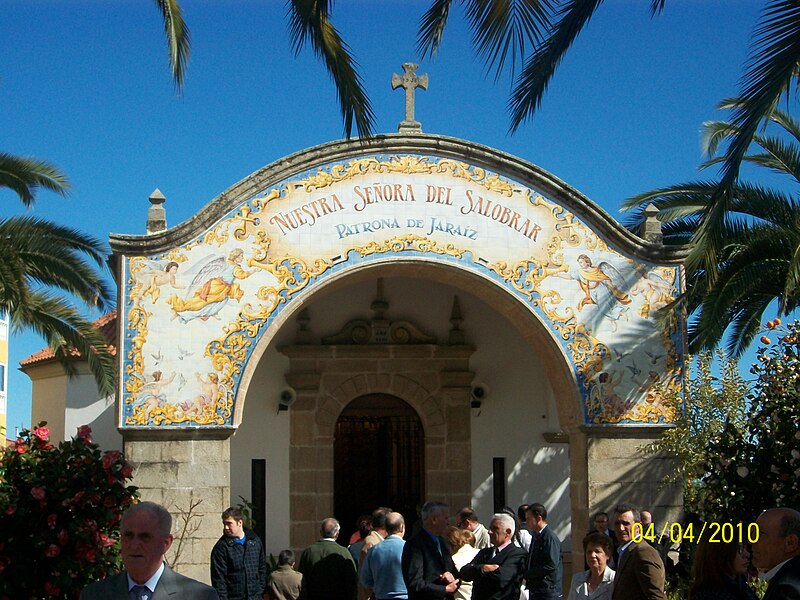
[298,518,357,600]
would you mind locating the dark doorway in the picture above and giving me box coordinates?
[334,394,424,544]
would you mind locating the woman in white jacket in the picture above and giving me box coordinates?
[567,532,616,600]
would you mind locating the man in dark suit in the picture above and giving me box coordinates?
[522,503,562,600]
[298,517,357,600]
[460,513,527,600]
[752,508,800,600]
[609,504,666,600]
[401,501,459,599]
[80,501,219,600]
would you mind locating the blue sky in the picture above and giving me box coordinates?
[1,0,770,434]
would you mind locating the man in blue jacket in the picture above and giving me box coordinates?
[211,507,267,600]
[361,512,409,600]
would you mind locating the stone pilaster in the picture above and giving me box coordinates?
[585,427,681,527]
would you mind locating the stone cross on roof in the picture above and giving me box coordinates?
[392,62,428,134]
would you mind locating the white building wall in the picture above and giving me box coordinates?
[232,348,291,556]
[234,276,572,554]
[66,369,121,451]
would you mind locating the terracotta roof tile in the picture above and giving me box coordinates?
[19,310,117,368]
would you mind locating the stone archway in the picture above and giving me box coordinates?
[281,336,475,550]
[333,394,424,541]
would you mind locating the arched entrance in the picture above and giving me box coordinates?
[334,394,424,541]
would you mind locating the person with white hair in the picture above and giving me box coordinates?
[459,513,528,600]
[81,501,218,599]
[298,518,357,600]
[401,501,459,599]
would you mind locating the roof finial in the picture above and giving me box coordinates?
[147,188,167,234]
[640,203,663,244]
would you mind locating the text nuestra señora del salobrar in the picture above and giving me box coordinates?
[265,182,543,242]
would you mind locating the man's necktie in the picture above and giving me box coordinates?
[130,584,149,600]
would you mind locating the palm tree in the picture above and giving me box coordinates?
[0,155,116,398]
[0,219,116,396]
[621,103,800,357]
[0,153,70,208]
[0,0,192,404]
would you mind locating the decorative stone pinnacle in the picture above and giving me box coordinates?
[449,296,466,345]
[640,203,663,244]
[146,188,167,234]
[371,278,388,320]
[391,63,428,134]
[295,308,314,345]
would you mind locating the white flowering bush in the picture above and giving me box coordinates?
[699,319,800,522]
[642,350,749,511]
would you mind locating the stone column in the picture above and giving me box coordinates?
[124,433,231,584]
[436,369,473,512]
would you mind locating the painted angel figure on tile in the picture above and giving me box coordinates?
[132,259,185,304]
[168,248,254,323]
[554,254,631,330]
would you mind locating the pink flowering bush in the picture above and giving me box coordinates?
[0,423,138,599]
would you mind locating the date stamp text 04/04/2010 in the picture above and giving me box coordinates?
[632,522,759,544]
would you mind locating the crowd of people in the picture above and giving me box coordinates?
[77,500,800,600]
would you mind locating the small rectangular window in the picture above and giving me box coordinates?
[492,457,506,513]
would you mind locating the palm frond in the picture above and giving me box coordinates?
[649,0,667,16]
[0,217,113,310]
[417,0,453,59]
[152,0,191,90]
[689,217,800,355]
[0,152,70,208]
[701,121,740,159]
[724,295,774,358]
[691,258,780,355]
[740,149,800,183]
[621,181,720,226]
[767,104,800,143]
[721,182,796,223]
[508,0,604,131]
[287,0,375,138]
[782,235,800,309]
[713,0,800,193]
[463,0,554,79]
[13,292,116,397]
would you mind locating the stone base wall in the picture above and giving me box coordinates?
[124,437,231,584]
[586,432,681,518]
